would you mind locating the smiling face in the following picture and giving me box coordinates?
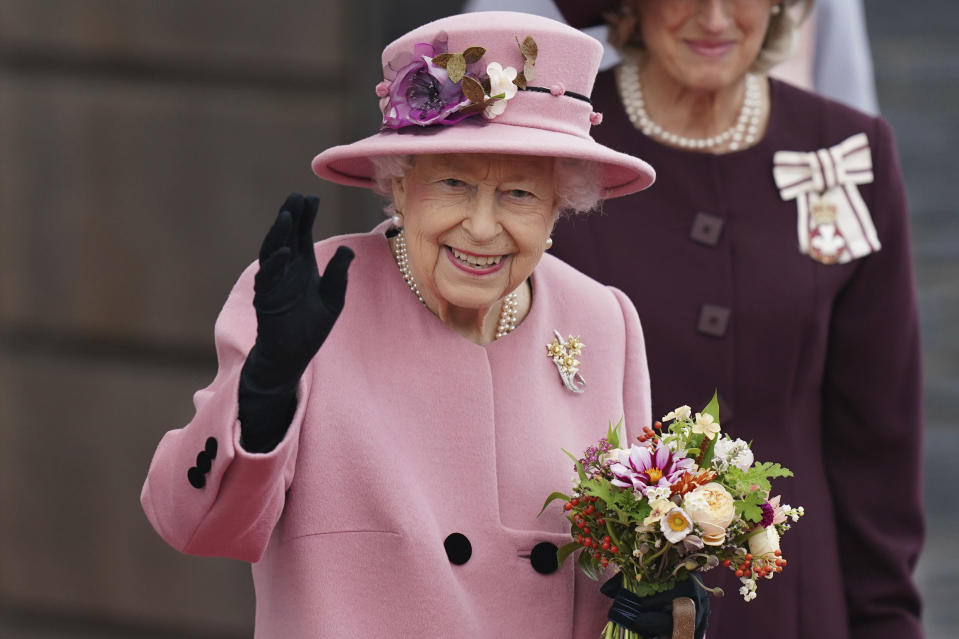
[391,153,557,317]
[635,0,777,92]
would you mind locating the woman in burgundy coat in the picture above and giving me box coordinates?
[550,1,924,638]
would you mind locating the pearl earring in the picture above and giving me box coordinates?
[545,237,553,249]
[771,4,781,14]
[391,213,403,228]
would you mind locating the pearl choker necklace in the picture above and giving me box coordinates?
[617,58,762,152]
[390,228,519,340]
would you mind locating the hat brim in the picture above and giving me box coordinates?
[312,119,655,199]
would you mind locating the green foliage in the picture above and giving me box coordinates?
[723,461,794,523]
[629,577,678,597]
[557,541,580,567]
[607,419,623,449]
[577,546,601,581]
[735,490,767,524]
[538,491,571,517]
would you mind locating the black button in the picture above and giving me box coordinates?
[196,451,212,473]
[690,213,724,247]
[530,541,559,574]
[697,304,731,338]
[205,437,218,459]
[187,466,206,489]
[444,533,472,565]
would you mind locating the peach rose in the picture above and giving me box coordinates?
[683,482,736,546]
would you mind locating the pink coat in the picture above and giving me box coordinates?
[141,223,651,638]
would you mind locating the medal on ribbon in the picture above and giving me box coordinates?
[773,133,880,265]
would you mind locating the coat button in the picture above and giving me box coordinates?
[187,466,206,489]
[444,533,472,565]
[530,541,559,574]
[196,451,212,473]
[205,437,218,459]
[689,212,724,246]
[697,304,731,338]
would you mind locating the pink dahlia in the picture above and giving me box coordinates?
[609,443,695,495]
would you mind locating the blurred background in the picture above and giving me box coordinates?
[0,1,955,637]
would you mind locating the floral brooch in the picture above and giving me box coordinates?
[547,330,586,394]
[377,32,538,129]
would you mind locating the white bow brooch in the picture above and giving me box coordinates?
[773,132,880,265]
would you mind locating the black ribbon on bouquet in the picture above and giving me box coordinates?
[601,573,710,639]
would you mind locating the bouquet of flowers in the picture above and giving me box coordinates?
[541,394,804,639]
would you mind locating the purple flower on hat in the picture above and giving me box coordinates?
[609,442,695,496]
[381,39,475,129]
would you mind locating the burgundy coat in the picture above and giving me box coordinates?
[552,73,924,639]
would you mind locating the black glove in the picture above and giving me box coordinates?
[602,573,710,639]
[238,193,355,452]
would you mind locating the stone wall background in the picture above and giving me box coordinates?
[0,1,955,637]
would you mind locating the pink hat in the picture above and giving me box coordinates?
[311,11,654,198]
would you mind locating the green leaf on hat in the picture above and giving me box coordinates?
[460,75,486,104]
[446,53,467,83]
[513,72,528,90]
[463,46,486,64]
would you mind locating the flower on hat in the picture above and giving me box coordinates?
[483,62,519,119]
[381,41,474,129]
[377,33,541,130]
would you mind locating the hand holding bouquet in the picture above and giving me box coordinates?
[541,394,804,639]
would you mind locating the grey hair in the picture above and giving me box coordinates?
[606,0,814,74]
[369,155,603,216]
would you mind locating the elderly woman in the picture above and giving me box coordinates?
[548,2,924,639]
[141,11,659,638]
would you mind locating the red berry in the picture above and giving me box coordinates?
[583,527,590,535]
[745,554,752,561]
[722,559,731,567]
[564,502,572,511]
[610,545,618,554]
[601,542,610,550]
[597,518,606,525]
[594,552,601,560]
[601,559,609,567]
[571,498,579,506]
[585,505,595,514]
[654,421,663,430]
[735,569,744,577]
[774,549,782,556]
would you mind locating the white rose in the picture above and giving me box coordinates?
[748,526,781,558]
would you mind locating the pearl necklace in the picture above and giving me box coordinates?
[390,229,519,340]
[617,58,762,152]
